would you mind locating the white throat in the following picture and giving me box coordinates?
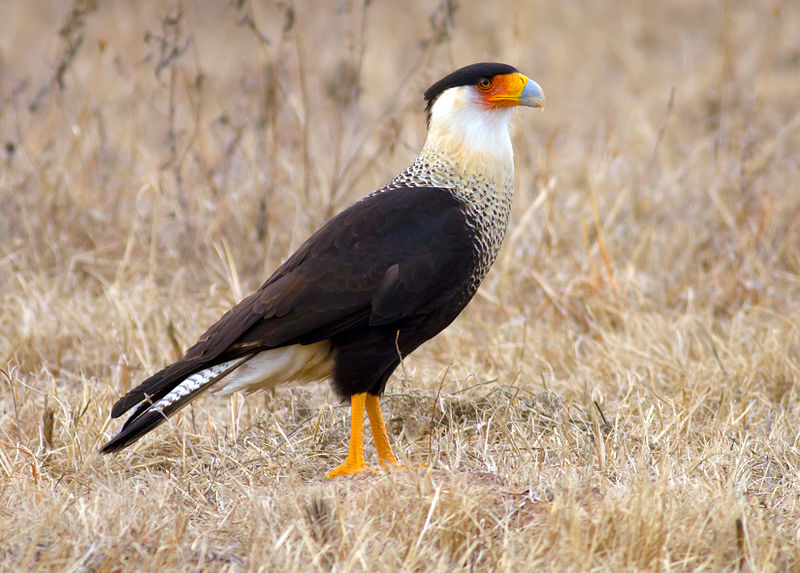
[423,86,515,173]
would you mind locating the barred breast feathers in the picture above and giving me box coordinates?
[386,84,516,207]
[381,84,517,281]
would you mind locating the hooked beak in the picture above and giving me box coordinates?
[518,76,545,109]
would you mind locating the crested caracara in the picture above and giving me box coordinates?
[101,62,545,478]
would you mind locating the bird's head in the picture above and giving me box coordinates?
[422,62,544,167]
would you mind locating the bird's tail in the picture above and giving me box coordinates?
[100,355,254,453]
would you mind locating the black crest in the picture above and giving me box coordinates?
[424,62,519,122]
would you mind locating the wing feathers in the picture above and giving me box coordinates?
[104,186,476,451]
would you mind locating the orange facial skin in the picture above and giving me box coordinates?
[478,72,544,110]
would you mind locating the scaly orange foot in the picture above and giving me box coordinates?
[326,458,377,478]
[327,393,374,479]
[327,392,408,478]
[365,393,401,470]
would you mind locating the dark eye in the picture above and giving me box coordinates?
[477,78,492,90]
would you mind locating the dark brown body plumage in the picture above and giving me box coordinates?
[102,186,479,452]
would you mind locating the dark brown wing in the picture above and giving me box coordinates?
[108,186,475,419]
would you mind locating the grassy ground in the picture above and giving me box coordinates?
[2,0,799,570]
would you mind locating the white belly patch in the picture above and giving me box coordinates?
[214,341,334,395]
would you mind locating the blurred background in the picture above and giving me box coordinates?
[1,2,799,568]
[2,1,798,385]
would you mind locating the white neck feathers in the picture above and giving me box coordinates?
[423,86,515,176]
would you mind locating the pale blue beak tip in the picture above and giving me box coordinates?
[520,79,545,109]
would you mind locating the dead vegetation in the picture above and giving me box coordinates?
[1,0,799,570]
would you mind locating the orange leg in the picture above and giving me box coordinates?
[327,393,374,478]
[365,393,400,468]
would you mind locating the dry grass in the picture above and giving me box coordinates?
[2,0,800,570]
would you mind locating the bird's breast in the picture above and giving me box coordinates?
[402,150,512,249]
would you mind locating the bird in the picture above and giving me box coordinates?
[101,62,544,478]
